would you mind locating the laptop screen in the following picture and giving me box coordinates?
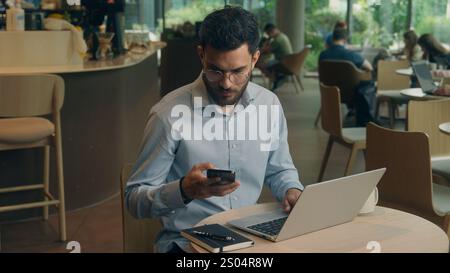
[412,61,437,94]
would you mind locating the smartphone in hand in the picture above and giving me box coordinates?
[207,169,236,186]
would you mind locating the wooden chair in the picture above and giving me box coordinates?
[366,123,450,236]
[408,99,450,185]
[279,47,310,93]
[317,83,366,182]
[375,60,411,128]
[262,47,310,93]
[120,163,162,253]
[0,74,66,241]
[315,60,372,127]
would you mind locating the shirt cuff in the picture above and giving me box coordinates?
[282,182,304,197]
[159,179,187,210]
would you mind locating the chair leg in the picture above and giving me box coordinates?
[314,109,321,127]
[55,135,66,242]
[375,100,381,121]
[43,145,50,220]
[292,76,301,94]
[344,144,359,176]
[318,137,334,182]
[388,101,395,129]
[296,75,305,91]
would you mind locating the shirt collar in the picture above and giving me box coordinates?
[190,73,255,112]
[330,44,346,49]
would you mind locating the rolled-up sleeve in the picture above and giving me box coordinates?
[125,111,184,219]
[264,97,304,202]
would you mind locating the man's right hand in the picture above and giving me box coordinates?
[181,163,240,200]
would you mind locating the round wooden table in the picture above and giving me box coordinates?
[400,88,443,101]
[191,203,449,253]
[439,122,450,135]
[401,88,427,99]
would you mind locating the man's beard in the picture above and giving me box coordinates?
[203,74,249,107]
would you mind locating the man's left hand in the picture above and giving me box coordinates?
[283,188,302,213]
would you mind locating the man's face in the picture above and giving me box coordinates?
[266,29,277,38]
[198,44,260,106]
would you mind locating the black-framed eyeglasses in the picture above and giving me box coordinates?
[203,67,251,85]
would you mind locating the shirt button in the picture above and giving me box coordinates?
[233,196,238,201]
[232,144,237,149]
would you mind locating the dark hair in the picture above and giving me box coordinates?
[334,20,347,30]
[332,28,348,41]
[418,34,449,58]
[403,30,418,60]
[264,23,276,33]
[199,6,260,54]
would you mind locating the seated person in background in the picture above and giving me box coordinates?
[256,23,293,90]
[325,20,348,49]
[392,30,422,61]
[391,30,423,88]
[402,30,423,62]
[418,34,450,68]
[125,7,303,253]
[319,28,377,127]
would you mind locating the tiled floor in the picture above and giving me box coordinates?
[0,77,401,253]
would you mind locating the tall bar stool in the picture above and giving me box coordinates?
[0,74,66,242]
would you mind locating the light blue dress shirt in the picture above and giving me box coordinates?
[125,75,304,253]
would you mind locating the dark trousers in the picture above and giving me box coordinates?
[167,243,187,254]
[354,81,377,127]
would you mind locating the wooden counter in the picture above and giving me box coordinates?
[0,44,165,222]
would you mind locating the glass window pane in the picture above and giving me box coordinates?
[124,1,163,33]
[305,0,348,70]
[164,0,225,29]
[413,0,450,45]
[351,0,409,49]
[227,0,277,29]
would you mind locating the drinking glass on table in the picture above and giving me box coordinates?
[96,32,115,60]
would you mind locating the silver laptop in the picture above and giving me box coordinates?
[228,169,386,242]
[412,60,439,95]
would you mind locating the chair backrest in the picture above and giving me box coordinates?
[121,163,162,253]
[319,60,370,104]
[366,123,437,220]
[377,60,410,90]
[281,47,310,76]
[408,99,450,157]
[0,74,64,117]
[320,83,343,138]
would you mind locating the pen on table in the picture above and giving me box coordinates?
[193,231,235,241]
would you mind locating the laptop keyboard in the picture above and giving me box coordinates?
[247,217,288,236]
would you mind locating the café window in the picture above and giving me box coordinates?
[412,0,450,45]
[305,0,348,70]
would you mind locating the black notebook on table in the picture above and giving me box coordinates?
[181,224,254,253]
